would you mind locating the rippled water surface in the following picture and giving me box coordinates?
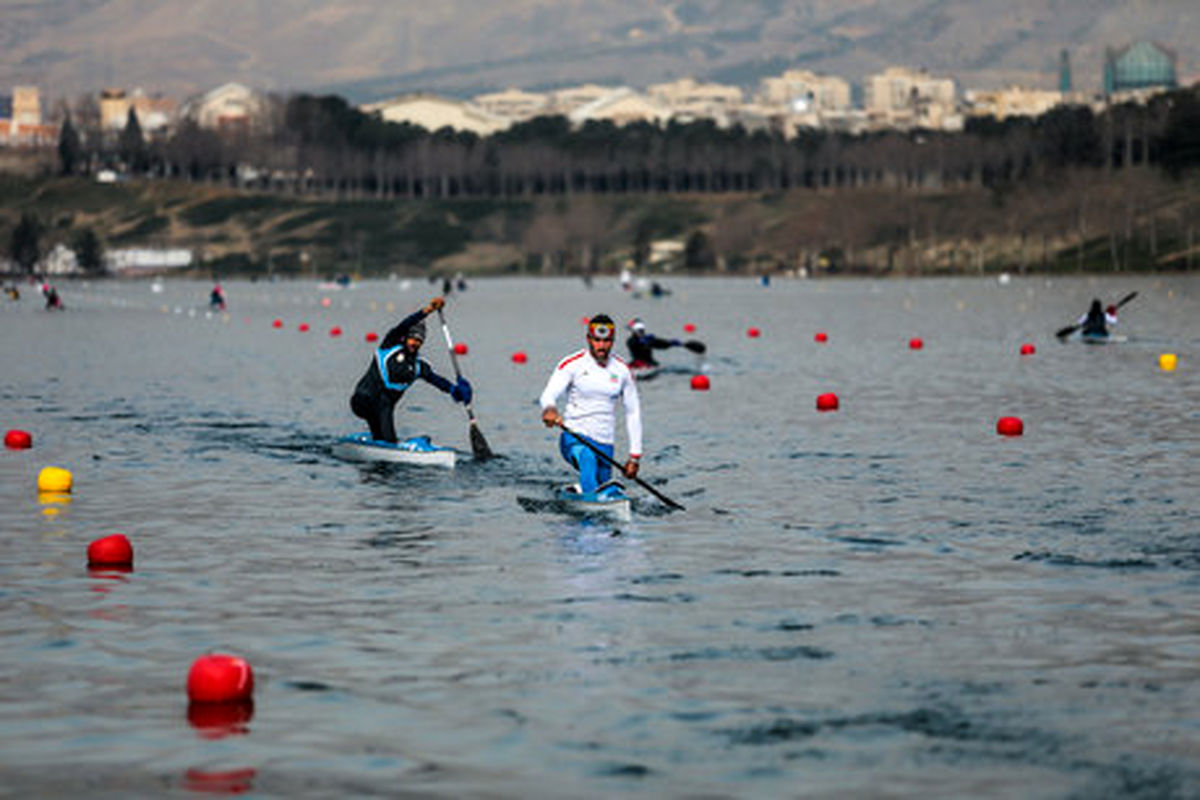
[2,274,1198,797]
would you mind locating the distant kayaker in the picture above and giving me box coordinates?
[626,318,683,369]
[350,296,472,444]
[42,284,63,311]
[209,284,226,311]
[540,313,643,495]
[1078,298,1118,337]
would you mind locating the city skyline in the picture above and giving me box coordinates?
[0,0,1196,107]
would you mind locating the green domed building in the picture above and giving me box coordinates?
[1104,41,1177,94]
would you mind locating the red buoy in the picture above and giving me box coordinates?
[365,331,379,343]
[297,323,309,332]
[272,319,283,329]
[5,429,32,449]
[747,327,761,338]
[1020,343,1036,356]
[187,654,254,703]
[909,337,924,350]
[814,332,828,343]
[320,297,332,308]
[454,342,468,355]
[511,351,528,364]
[690,374,710,391]
[996,416,1024,436]
[816,392,839,412]
[683,323,696,333]
[87,534,133,567]
[329,326,342,337]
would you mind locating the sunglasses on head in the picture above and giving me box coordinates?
[588,322,614,340]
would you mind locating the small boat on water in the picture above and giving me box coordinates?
[1079,331,1128,345]
[332,433,456,468]
[629,361,662,382]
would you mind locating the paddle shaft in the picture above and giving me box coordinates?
[556,422,685,511]
[436,309,494,459]
[1056,291,1138,338]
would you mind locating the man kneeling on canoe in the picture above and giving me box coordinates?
[539,314,642,496]
[351,297,472,443]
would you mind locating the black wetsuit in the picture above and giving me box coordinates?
[350,310,454,443]
[1080,302,1107,336]
[626,332,674,366]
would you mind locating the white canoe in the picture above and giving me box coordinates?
[554,484,632,521]
[332,433,456,468]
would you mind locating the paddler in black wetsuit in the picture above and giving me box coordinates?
[625,318,682,369]
[1077,298,1117,337]
[350,296,472,443]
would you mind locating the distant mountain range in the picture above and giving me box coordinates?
[1,0,1195,106]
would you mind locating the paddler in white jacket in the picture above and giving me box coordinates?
[539,314,643,497]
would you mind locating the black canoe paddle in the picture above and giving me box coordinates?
[1055,291,1138,339]
[682,339,706,354]
[437,309,494,460]
[556,422,685,511]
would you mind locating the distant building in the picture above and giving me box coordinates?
[472,88,550,121]
[647,78,743,123]
[546,84,621,115]
[757,69,851,113]
[106,248,194,274]
[179,82,269,132]
[361,93,509,136]
[964,86,1064,121]
[864,67,960,131]
[11,86,41,126]
[1105,41,1177,95]
[1059,50,1073,93]
[567,88,670,128]
[0,85,55,146]
[100,88,177,134]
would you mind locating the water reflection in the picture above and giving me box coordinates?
[187,700,255,740]
[181,767,257,795]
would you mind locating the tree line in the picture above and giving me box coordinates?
[54,86,1200,198]
[8,84,1199,277]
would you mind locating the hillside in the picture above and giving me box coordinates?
[1,0,1195,104]
[2,172,1196,278]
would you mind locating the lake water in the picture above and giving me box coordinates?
[1,274,1197,797]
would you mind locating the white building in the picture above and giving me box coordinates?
[472,88,550,121]
[567,88,670,128]
[360,93,509,136]
[179,82,269,131]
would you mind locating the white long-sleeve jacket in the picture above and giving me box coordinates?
[539,349,642,456]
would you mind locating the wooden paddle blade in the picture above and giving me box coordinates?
[469,422,494,460]
[684,340,707,354]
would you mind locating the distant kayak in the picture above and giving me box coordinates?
[1078,332,1128,345]
[629,362,662,382]
[332,433,456,468]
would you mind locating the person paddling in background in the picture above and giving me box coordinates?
[42,283,63,311]
[209,284,226,311]
[626,317,685,369]
[1078,298,1118,337]
[351,296,472,444]
[540,314,643,498]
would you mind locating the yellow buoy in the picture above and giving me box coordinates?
[37,466,73,493]
[1159,353,1178,372]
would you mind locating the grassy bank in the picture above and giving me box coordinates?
[2,171,1197,278]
